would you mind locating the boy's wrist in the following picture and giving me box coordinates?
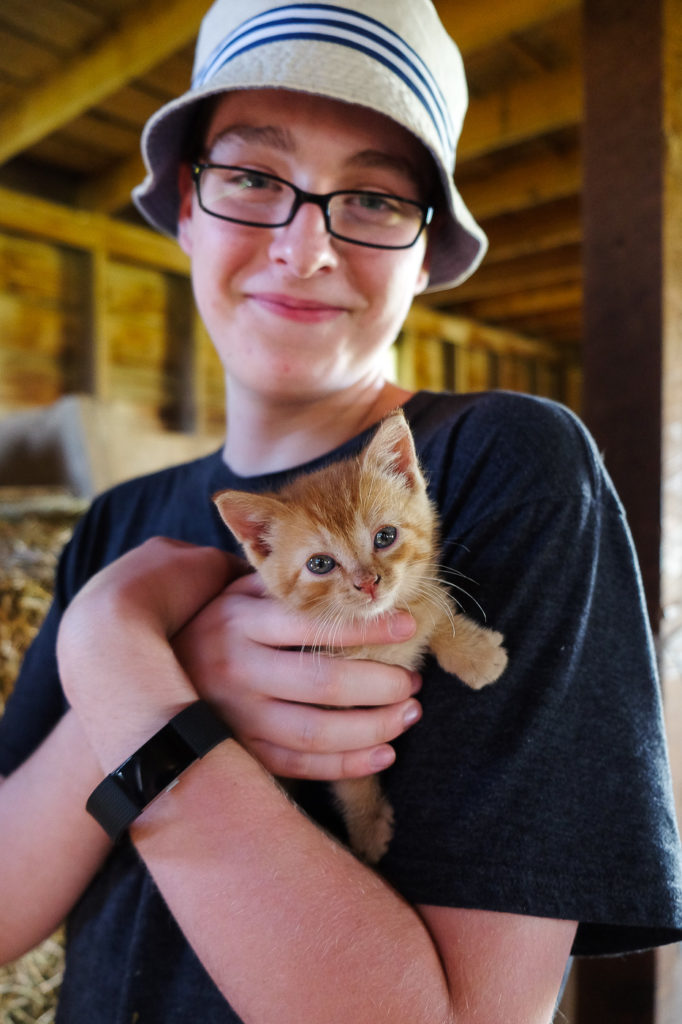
[86,700,232,842]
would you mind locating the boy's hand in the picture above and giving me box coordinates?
[173,570,422,780]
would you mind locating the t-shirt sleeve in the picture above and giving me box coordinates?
[0,514,92,777]
[0,491,122,776]
[381,392,682,956]
[0,596,65,776]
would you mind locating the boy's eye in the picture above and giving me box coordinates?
[219,169,280,193]
[231,170,274,190]
[374,526,397,549]
[355,193,392,211]
[306,554,337,575]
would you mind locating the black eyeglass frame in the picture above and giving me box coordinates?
[190,162,434,251]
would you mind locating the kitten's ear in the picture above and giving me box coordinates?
[212,490,282,562]
[363,410,422,490]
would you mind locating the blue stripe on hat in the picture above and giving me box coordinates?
[194,3,455,160]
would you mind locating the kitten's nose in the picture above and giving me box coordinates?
[353,573,381,599]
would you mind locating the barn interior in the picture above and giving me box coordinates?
[0,2,680,1021]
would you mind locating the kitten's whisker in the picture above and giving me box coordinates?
[443,540,472,555]
[428,566,489,622]
[408,579,458,632]
[418,575,467,612]
[436,564,481,587]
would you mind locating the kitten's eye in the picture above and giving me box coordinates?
[374,526,397,549]
[306,554,337,575]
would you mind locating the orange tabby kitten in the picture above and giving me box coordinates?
[213,409,507,863]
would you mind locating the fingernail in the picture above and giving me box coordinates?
[410,672,422,695]
[370,746,396,770]
[388,612,416,639]
[403,701,422,727]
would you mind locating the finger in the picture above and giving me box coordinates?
[263,648,420,707]
[223,591,416,649]
[225,570,266,597]
[248,739,399,781]
[250,697,422,756]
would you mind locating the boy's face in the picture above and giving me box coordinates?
[178,88,431,404]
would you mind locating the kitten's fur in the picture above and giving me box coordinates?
[213,410,507,863]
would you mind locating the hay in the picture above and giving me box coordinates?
[1,491,85,1024]
[0,933,65,1024]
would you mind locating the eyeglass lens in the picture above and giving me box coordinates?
[195,166,428,248]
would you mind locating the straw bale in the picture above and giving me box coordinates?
[1,493,84,1023]
[0,931,65,1024]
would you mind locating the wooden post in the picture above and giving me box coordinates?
[82,246,110,401]
[582,0,682,1020]
[581,0,671,1021]
[167,273,198,432]
[582,0,662,630]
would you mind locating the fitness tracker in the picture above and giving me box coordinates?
[86,700,231,842]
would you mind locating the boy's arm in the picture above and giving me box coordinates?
[0,711,111,963]
[128,735,576,1024]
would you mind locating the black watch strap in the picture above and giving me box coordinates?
[86,701,231,842]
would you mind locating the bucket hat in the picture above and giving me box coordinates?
[133,0,487,292]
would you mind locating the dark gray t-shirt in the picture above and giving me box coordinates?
[2,391,681,1023]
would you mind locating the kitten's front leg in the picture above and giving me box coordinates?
[331,776,394,864]
[431,611,508,689]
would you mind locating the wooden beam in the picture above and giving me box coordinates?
[436,0,579,55]
[496,308,583,344]
[76,153,146,214]
[460,64,582,160]
[453,281,582,321]
[459,143,581,221]
[406,303,570,360]
[422,246,581,306]
[0,185,188,274]
[0,0,203,164]
[478,197,581,263]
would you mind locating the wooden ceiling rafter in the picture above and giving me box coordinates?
[0,0,203,164]
[435,0,579,55]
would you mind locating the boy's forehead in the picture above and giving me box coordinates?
[204,88,433,182]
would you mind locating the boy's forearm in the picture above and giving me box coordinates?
[0,709,111,963]
[130,738,454,1024]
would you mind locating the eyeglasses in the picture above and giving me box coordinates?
[191,163,433,250]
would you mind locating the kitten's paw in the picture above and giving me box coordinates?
[332,777,395,864]
[436,625,508,689]
[351,799,394,865]
[463,631,508,688]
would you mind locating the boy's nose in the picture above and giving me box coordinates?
[268,202,339,277]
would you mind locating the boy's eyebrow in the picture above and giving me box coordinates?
[206,127,422,189]
[207,124,295,152]
[346,149,422,187]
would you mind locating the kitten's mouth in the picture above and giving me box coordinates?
[354,591,395,617]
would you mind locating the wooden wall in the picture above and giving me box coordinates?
[399,304,582,409]
[0,187,225,435]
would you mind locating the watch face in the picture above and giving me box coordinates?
[113,725,196,807]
